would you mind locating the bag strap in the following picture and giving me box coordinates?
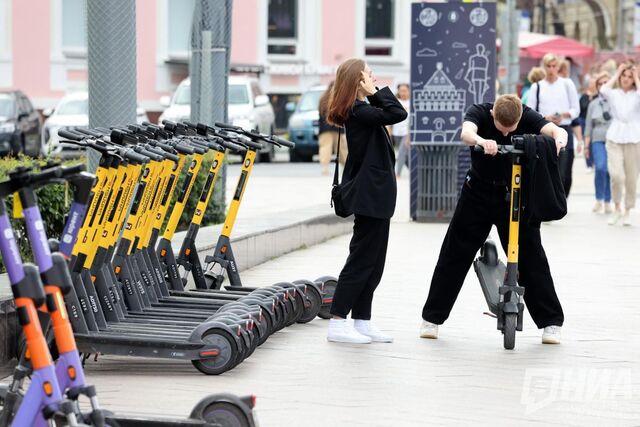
[535,82,540,112]
[333,130,341,186]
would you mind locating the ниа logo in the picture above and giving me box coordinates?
[521,368,634,415]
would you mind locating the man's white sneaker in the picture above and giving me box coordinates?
[419,320,439,339]
[327,319,372,344]
[622,212,632,226]
[542,325,561,344]
[353,320,393,343]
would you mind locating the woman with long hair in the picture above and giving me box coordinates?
[318,81,347,175]
[326,58,407,344]
[599,62,640,226]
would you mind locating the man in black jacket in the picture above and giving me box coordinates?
[419,95,568,344]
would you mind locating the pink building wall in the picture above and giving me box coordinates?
[5,1,390,107]
[11,0,62,99]
[322,0,356,66]
[230,0,258,64]
[136,0,157,100]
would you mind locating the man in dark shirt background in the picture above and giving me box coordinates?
[419,95,568,345]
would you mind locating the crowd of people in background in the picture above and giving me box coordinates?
[316,53,639,226]
[521,53,640,226]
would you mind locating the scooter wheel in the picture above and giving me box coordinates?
[296,282,322,324]
[481,241,499,267]
[200,401,251,427]
[316,278,337,319]
[192,329,238,375]
[503,313,517,350]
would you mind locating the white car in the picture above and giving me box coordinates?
[158,76,276,162]
[41,92,147,158]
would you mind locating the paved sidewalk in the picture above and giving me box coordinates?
[76,161,639,426]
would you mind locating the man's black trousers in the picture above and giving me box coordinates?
[330,215,390,320]
[421,177,564,329]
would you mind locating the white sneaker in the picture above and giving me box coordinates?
[608,211,622,225]
[354,320,393,343]
[604,203,613,214]
[592,201,603,213]
[542,325,561,344]
[419,320,439,339]
[622,212,632,226]
[327,319,372,344]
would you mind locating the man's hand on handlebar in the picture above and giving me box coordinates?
[477,139,498,156]
[554,138,567,156]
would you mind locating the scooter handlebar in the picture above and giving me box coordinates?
[271,135,295,148]
[123,149,150,164]
[58,129,86,142]
[214,122,243,132]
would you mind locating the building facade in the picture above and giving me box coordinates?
[0,0,414,123]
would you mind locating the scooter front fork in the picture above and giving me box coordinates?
[497,286,525,332]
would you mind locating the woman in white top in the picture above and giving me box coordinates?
[526,53,580,197]
[599,63,640,226]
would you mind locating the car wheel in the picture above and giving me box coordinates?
[288,149,300,163]
[259,146,274,163]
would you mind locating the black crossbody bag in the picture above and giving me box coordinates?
[330,131,353,217]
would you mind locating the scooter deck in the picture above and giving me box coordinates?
[473,257,505,316]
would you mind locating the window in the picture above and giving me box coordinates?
[297,90,323,113]
[62,0,87,53]
[229,85,250,105]
[365,0,394,56]
[57,99,88,116]
[251,83,263,98]
[17,96,31,115]
[267,0,298,55]
[168,0,196,56]
[0,94,14,117]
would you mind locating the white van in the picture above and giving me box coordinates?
[158,76,277,162]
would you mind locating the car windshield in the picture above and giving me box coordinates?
[0,95,14,117]
[173,84,191,105]
[229,84,249,105]
[297,90,324,113]
[173,83,250,106]
[56,99,88,115]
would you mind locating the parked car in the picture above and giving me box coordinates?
[41,92,147,158]
[0,90,42,157]
[286,85,326,162]
[158,76,276,162]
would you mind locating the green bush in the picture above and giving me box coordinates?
[0,155,85,272]
[162,150,227,232]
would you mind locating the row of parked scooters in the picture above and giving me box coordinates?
[0,120,338,426]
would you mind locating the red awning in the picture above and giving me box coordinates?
[518,31,595,59]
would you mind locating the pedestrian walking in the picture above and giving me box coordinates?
[318,81,347,176]
[526,53,580,197]
[559,59,587,167]
[521,67,545,106]
[392,83,411,178]
[326,58,407,344]
[584,72,613,214]
[599,63,640,226]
